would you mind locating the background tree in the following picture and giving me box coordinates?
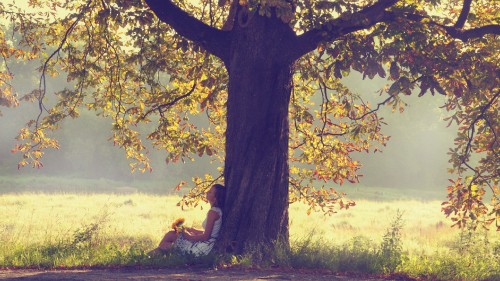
[0,0,498,255]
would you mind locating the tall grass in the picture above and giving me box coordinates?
[0,193,498,280]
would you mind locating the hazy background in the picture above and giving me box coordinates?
[0,59,456,197]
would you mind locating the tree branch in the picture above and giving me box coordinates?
[390,11,500,42]
[144,0,230,62]
[483,115,499,160]
[463,90,500,164]
[444,24,500,42]
[138,81,197,121]
[293,0,400,59]
[36,0,92,129]
[294,0,499,58]
[350,95,395,121]
[454,0,472,28]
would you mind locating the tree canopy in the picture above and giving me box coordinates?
[1,0,499,250]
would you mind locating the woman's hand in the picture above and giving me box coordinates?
[184,227,203,236]
[183,232,194,241]
[185,210,220,242]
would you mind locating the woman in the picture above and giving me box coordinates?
[149,184,225,257]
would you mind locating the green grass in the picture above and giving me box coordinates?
[0,192,498,280]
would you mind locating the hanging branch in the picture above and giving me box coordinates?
[179,173,224,208]
[319,81,330,146]
[36,0,92,129]
[462,90,500,168]
[483,116,499,160]
[138,82,197,121]
[348,95,395,121]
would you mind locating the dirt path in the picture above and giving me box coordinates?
[0,268,406,281]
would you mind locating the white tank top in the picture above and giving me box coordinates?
[202,207,222,239]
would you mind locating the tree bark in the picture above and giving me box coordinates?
[219,12,296,254]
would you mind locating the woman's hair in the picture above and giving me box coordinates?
[213,184,226,209]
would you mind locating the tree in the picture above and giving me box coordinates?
[1,0,498,255]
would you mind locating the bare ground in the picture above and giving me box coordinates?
[0,268,413,281]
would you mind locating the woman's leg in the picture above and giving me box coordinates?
[158,230,178,250]
[148,230,178,256]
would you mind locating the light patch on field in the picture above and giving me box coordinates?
[288,199,496,254]
[0,193,208,248]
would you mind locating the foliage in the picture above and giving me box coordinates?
[0,0,498,229]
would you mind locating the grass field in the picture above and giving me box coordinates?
[1,190,499,280]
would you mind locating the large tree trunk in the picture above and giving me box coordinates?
[219,13,296,254]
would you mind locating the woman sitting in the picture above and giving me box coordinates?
[149,184,225,257]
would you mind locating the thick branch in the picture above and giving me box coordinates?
[454,0,472,28]
[294,0,499,58]
[444,25,500,42]
[144,0,230,62]
[395,12,500,42]
[293,0,400,59]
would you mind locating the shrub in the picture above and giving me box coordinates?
[375,210,406,273]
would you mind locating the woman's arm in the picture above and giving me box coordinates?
[184,227,203,235]
[183,210,220,242]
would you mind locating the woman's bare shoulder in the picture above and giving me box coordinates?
[208,207,222,218]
